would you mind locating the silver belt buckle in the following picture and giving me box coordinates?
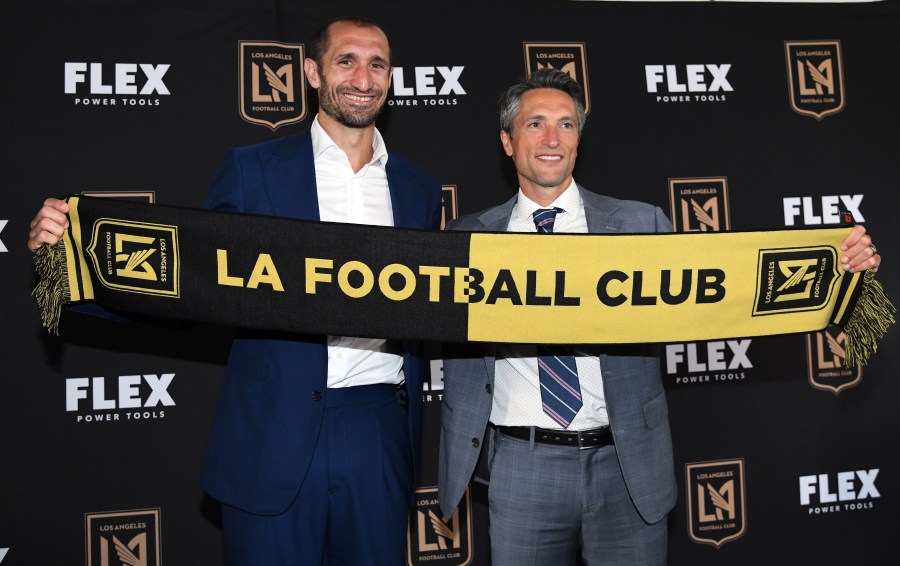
[577,430,591,450]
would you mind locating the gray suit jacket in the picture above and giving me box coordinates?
[437,185,677,524]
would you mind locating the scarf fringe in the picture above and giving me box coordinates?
[31,242,69,336]
[843,270,896,366]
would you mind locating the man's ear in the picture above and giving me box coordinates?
[304,58,320,88]
[500,130,514,157]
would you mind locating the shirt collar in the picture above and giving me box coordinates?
[310,114,389,166]
[512,179,581,223]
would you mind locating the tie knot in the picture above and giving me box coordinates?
[532,207,563,233]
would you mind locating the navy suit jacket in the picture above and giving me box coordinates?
[200,129,442,514]
[438,186,677,524]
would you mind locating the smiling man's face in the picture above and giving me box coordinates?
[305,21,392,129]
[501,87,581,205]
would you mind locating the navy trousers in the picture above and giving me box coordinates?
[220,384,414,565]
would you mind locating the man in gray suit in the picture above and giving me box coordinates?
[438,68,675,566]
[437,69,879,565]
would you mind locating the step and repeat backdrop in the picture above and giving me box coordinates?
[1,1,898,564]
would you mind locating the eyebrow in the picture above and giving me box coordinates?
[332,51,391,66]
[520,112,575,123]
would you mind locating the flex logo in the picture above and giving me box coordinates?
[753,247,838,315]
[67,374,175,410]
[66,374,175,423]
[645,64,732,102]
[524,43,590,114]
[387,66,466,109]
[65,62,170,107]
[783,195,864,226]
[807,328,862,394]
[666,340,752,385]
[646,64,733,92]
[393,67,465,96]
[406,486,472,566]
[668,177,730,232]
[65,63,170,95]
[785,40,845,120]
[800,469,879,514]
[0,219,7,252]
[240,41,307,130]
[86,219,179,297]
[686,459,747,548]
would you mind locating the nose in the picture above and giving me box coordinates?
[351,65,372,92]
[542,127,560,148]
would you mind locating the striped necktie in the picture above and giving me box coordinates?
[531,208,582,428]
[532,207,562,233]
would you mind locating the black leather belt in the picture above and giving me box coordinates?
[497,425,614,450]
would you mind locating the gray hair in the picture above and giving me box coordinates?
[498,68,586,137]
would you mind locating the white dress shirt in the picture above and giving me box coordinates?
[310,116,404,388]
[490,181,609,430]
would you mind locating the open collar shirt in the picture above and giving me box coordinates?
[490,180,609,430]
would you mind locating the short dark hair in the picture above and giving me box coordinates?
[309,17,390,70]
[498,68,586,136]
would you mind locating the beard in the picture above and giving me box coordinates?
[317,79,386,129]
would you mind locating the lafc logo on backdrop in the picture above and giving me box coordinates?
[800,469,879,515]
[66,373,175,423]
[524,43,590,115]
[753,247,838,315]
[389,66,466,108]
[240,41,307,130]
[686,459,747,548]
[645,64,732,103]
[407,486,472,566]
[64,62,170,107]
[86,220,180,297]
[806,327,862,394]
[785,40,845,120]
[669,177,730,233]
[86,508,161,566]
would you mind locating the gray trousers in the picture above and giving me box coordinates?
[487,429,668,566]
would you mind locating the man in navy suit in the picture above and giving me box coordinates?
[436,69,880,566]
[29,16,442,566]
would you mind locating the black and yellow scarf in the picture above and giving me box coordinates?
[34,196,894,365]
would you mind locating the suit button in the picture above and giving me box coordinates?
[471,438,480,448]
[485,384,493,394]
[312,390,322,401]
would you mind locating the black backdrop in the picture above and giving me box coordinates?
[1,1,898,565]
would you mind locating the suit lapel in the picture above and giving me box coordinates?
[579,185,623,234]
[263,131,320,221]
[477,194,517,231]
[386,158,415,228]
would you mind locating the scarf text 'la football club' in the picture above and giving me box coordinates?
[34,196,894,365]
